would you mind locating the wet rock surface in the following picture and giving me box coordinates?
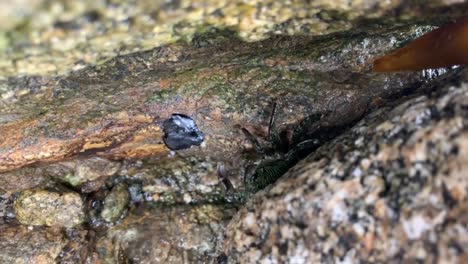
[0,23,444,173]
[0,0,467,263]
[45,157,121,192]
[122,156,231,205]
[223,69,468,263]
[96,204,235,263]
[0,226,66,264]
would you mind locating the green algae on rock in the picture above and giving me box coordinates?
[128,155,229,205]
[14,189,85,228]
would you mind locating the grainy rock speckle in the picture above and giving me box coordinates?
[0,226,66,264]
[101,183,130,223]
[1,1,467,263]
[123,155,228,204]
[96,204,235,263]
[14,190,85,228]
[0,0,402,77]
[224,70,468,263]
[44,157,121,191]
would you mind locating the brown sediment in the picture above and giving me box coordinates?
[373,16,468,72]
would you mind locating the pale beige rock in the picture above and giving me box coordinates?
[14,190,85,228]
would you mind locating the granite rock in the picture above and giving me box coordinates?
[223,69,468,263]
[2,0,465,78]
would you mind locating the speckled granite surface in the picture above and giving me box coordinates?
[0,0,465,78]
[224,69,468,263]
[0,0,395,77]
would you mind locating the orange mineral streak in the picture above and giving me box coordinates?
[373,16,468,72]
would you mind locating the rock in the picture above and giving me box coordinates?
[73,157,121,187]
[0,0,44,31]
[163,113,205,150]
[1,1,468,263]
[126,155,229,204]
[56,229,94,263]
[96,204,236,263]
[101,183,130,222]
[44,157,120,188]
[2,0,464,78]
[0,166,50,193]
[0,22,442,174]
[0,226,66,264]
[223,69,468,263]
[14,190,85,228]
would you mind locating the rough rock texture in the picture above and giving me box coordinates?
[124,155,229,204]
[55,229,94,264]
[2,0,465,78]
[0,1,467,263]
[44,157,121,191]
[0,166,51,193]
[96,204,235,263]
[0,23,444,174]
[0,226,66,264]
[101,183,129,222]
[223,69,468,263]
[14,190,85,228]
